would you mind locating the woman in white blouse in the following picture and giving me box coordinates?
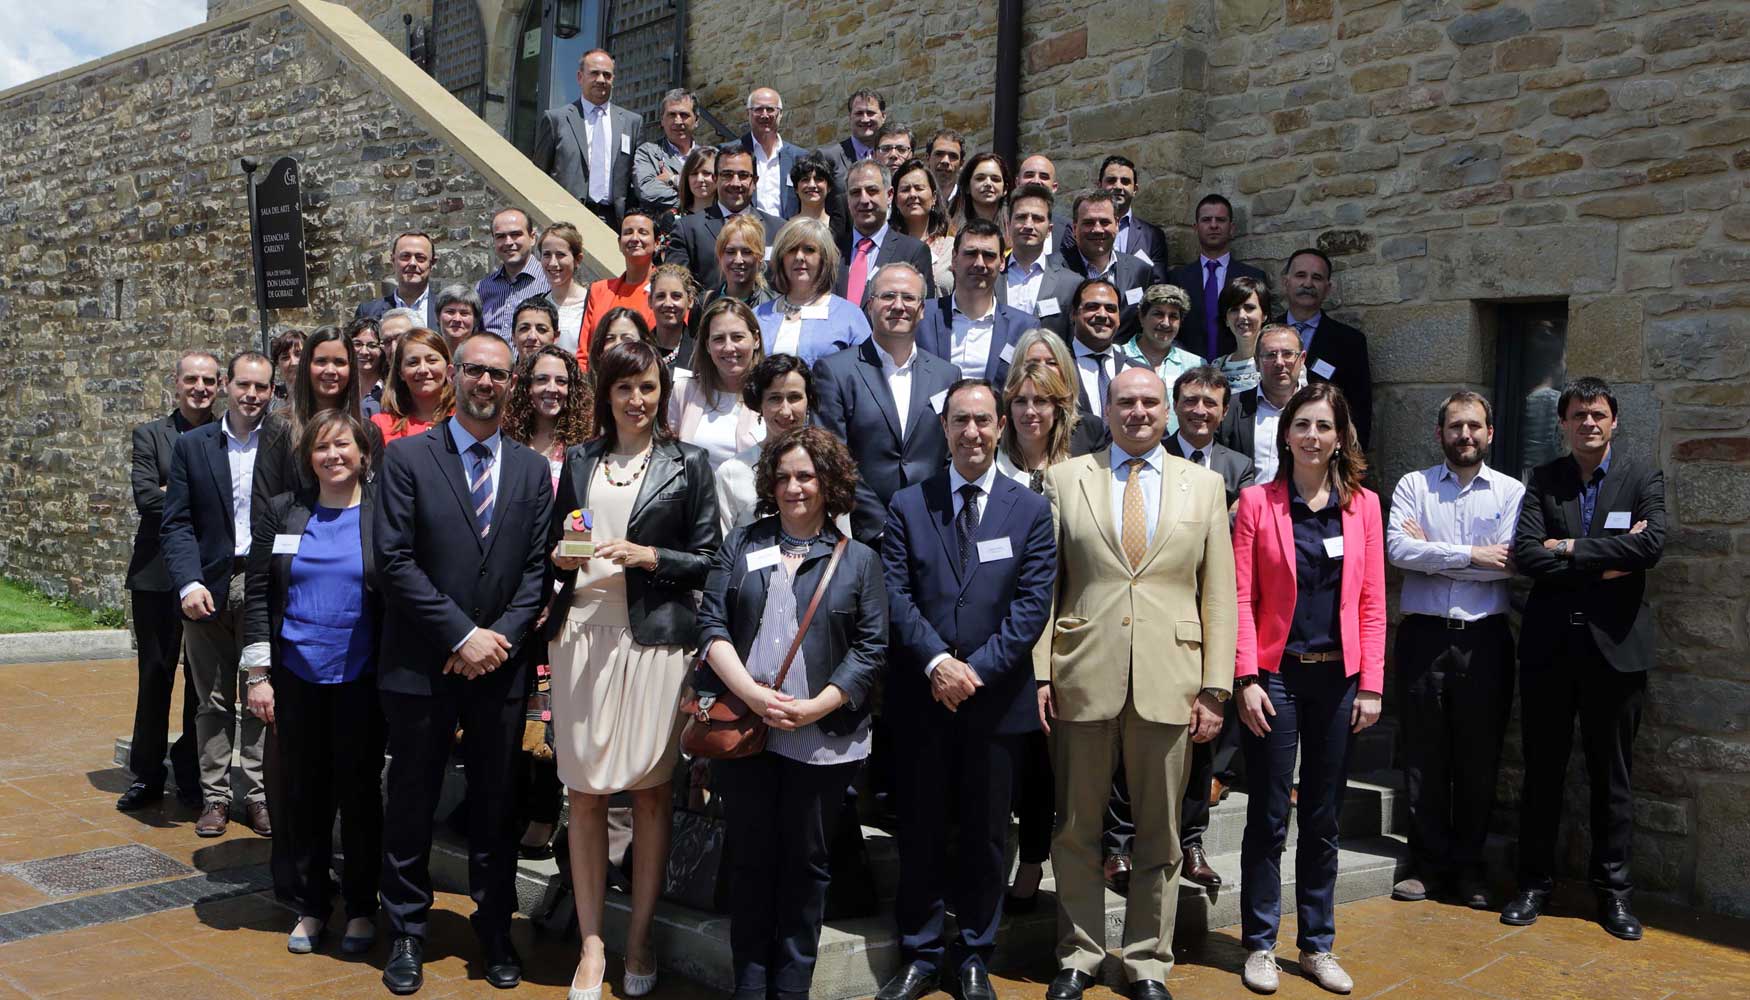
[670,297,766,469]
[539,221,591,355]
[753,217,872,366]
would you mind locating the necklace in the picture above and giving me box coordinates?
[655,335,684,367]
[778,525,822,556]
[778,295,815,319]
[601,446,653,487]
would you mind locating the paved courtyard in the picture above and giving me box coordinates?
[0,657,1744,999]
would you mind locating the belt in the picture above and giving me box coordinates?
[1568,612,1587,626]
[231,556,248,574]
[1406,613,1501,631]
[1287,650,1342,664]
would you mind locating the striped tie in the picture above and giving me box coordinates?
[467,442,494,538]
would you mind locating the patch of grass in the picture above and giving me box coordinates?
[0,578,122,633]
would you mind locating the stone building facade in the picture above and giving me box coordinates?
[2,0,1745,914]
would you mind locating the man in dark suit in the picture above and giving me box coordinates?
[1098,155,1170,284]
[374,334,556,994]
[355,232,439,329]
[914,219,1031,384]
[741,86,803,219]
[666,144,783,292]
[1503,377,1664,942]
[816,88,887,190]
[160,351,275,839]
[875,379,1056,1000]
[531,48,642,229]
[119,351,219,813]
[813,263,959,544]
[1040,191,1152,340]
[1280,247,1373,448]
[1058,278,1146,421]
[834,160,938,302]
[1166,194,1268,361]
[1017,155,1075,258]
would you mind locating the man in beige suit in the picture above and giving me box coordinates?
[1034,366,1238,1000]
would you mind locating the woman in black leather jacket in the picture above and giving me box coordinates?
[694,425,886,1000]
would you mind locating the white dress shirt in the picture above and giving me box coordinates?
[583,99,612,204]
[925,461,1001,675]
[448,419,504,652]
[1003,255,1047,317]
[1253,393,1286,484]
[395,285,430,320]
[1072,338,1118,416]
[224,415,260,559]
[752,137,788,217]
[1387,462,1526,621]
[874,339,918,438]
[1175,433,1212,469]
[1109,442,1164,546]
[947,296,997,380]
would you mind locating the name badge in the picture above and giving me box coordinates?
[619,133,632,156]
[1604,511,1632,530]
[1311,358,1336,379]
[763,247,774,262]
[745,546,782,571]
[1000,342,1015,363]
[1037,298,1062,317]
[929,388,949,414]
[1125,286,1143,306]
[1322,534,1344,559]
[786,174,795,186]
[977,537,1013,563]
[272,534,301,555]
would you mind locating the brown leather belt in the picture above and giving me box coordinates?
[1292,650,1342,664]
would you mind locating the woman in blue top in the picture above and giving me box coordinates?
[754,217,872,366]
[242,409,384,957]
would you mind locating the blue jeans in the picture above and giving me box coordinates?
[1238,661,1357,954]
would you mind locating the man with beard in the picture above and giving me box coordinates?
[1385,391,1524,911]
[1060,278,1144,421]
[374,333,555,994]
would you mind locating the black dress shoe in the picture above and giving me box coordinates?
[960,964,996,1000]
[1598,896,1643,941]
[116,782,163,812]
[483,940,523,989]
[873,963,937,1000]
[1500,889,1546,926]
[1129,980,1173,1000]
[1004,889,1039,915]
[382,935,424,995]
[1046,968,1097,1000]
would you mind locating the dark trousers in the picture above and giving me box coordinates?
[1517,628,1645,899]
[126,589,198,793]
[266,668,385,919]
[1014,730,1054,865]
[514,751,562,828]
[1103,766,1133,858]
[379,688,523,943]
[1239,661,1357,954]
[1398,614,1514,879]
[894,725,1018,975]
[1181,703,1244,849]
[719,752,858,1000]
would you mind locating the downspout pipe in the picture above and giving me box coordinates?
[993,0,1022,168]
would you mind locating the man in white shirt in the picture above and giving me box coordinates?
[532,49,642,228]
[1386,390,1525,910]
[1017,154,1072,257]
[355,232,437,329]
[1098,155,1170,284]
[914,219,1031,384]
[1066,280,1143,420]
[1003,184,1057,318]
[1216,325,1304,484]
[741,86,799,219]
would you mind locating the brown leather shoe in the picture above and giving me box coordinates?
[1183,844,1222,888]
[1208,777,1230,807]
[246,801,273,837]
[195,801,230,837]
[1103,854,1132,895]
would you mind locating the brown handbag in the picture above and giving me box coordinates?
[680,537,848,760]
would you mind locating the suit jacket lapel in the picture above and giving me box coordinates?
[1080,451,1127,568]
[1136,455,1185,574]
[926,475,964,584]
[902,360,939,446]
[434,421,486,550]
[629,442,684,528]
[1558,456,1584,540]
[568,441,605,513]
[565,103,590,176]
[1273,482,1297,592]
[853,341,904,440]
[982,309,1014,381]
[205,429,234,542]
[1587,454,1629,538]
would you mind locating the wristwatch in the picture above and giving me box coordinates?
[1201,686,1231,704]
[1234,676,1257,691]
[1555,539,1571,558]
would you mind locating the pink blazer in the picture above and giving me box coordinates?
[1232,479,1387,694]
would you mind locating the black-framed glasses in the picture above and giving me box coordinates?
[459,362,512,383]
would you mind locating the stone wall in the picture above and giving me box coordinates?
[0,0,607,612]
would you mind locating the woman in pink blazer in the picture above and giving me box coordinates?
[1229,380,1385,996]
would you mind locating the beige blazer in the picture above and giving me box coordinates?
[1032,448,1238,725]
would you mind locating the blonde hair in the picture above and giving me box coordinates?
[1011,327,1075,378]
[768,216,842,299]
[714,214,770,291]
[1001,358,1077,469]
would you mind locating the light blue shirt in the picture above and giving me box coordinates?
[447,420,504,652]
[1288,309,1323,353]
[1386,461,1526,621]
[1108,442,1165,546]
[754,295,873,366]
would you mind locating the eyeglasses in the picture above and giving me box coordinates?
[459,362,513,383]
[351,339,381,352]
[1261,350,1302,362]
[872,291,923,305]
[877,144,912,155]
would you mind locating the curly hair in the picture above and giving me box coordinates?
[1274,381,1369,508]
[754,426,860,519]
[379,327,455,436]
[502,346,592,451]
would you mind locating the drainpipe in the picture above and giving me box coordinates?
[993,0,1022,168]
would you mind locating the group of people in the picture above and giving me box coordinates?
[114,53,1667,1000]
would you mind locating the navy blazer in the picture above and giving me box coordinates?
[881,471,1056,735]
[127,411,198,593]
[161,420,252,613]
[355,291,439,330]
[834,227,939,300]
[740,133,804,219]
[372,419,554,698]
[1058,220,1171,285]
[811,340,961,542]
[243,488,382,669]
[1166,257,1270,360]
[695,517,887,737]
[912,295,1034,386]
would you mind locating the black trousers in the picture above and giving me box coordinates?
[126,589,198,793]
[894,725,1018,975]
[1104,765,1134,857]
[379,687,524,943]
[719,752,858,1000]
[266,668,385,919]
[1013,730,1054,865]
[1398,614,1514,878]
[1517,627,1645,899]
[1180,702,1244,849]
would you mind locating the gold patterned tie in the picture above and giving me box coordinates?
[1122,458,1147,569]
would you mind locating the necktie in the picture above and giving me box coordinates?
[847,237,875,307]
[957,483,981,571]
[1294,320,1313,355]
[588,105,609,204]
[468,442,495,539]
[1122,458,1148,569]
[1092,351,1112,414]
[1202,259,1221,360]
[1191,449,1205,467]
[1029,469,1045,495]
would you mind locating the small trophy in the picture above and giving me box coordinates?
[559,508,594,559]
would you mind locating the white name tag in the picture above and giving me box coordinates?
[763,247,774,262]
[272,534,301,555]
[786,174,795,186]
[1037,298,1061,317]
[1312,358,1336,379]
[1134,250,1154,267]
[977,537,1013,563]
[1322,534,1344,559]
[1125,286,1143,306]
[1000,342,1015,363]
[929,389,949,414]
[619,133,631,156]
[1605,511,1632,530]
[746,546,782,571]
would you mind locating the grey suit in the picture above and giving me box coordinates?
[532,99,643,226]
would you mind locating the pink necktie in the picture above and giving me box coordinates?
[847,237,875,306]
